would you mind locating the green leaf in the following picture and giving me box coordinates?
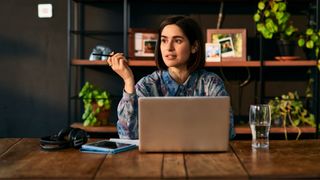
[97,99,104,107]
[264,10,270,18]
[102,92,108,98]
[315,48,319,59]
[104,102,111,110]
[275,12,284,21]
[258,1,265,10]
[271,2,279,13]
[306,40,314,49]
[83,120,91,127]
[82,108,90,120]
[306,28,314,36]
[311,34,319,42]
[265,18,278,33]
[278,2,287,11]
[285,25,296,36]
[292,119,300,127]
[92,117,97,124]
[256,23,265,32]
[297,38,305,47]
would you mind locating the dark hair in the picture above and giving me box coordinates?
[155,16,205,73]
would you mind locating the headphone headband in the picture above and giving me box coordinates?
[40,128,88,151]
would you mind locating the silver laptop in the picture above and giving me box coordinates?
[138,96,230,152]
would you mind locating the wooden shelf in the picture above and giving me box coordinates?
[72,59,317,67]
[71,122,117,133]
[70,122,315,135]
[263,60,317,66]
[70,30,123,36]
[235,126,316,134]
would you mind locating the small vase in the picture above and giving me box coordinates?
[276,40,295,57]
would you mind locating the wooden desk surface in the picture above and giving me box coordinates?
[231,140,320,179]
[0,138,319,179]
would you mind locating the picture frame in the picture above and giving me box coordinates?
[206,29,246,61]
[205,43,221,62]
[129,28,158,59]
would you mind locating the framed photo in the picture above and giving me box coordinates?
[129,28,158,59]
[205,43,221,62]
[207,29,246,61]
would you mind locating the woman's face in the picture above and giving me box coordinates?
[160,24,193,69]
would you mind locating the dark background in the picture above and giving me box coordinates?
[0,0,315,137]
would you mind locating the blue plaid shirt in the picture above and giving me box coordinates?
[117,69,235,139]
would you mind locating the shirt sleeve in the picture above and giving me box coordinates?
[116,76,154,139]
[116,90,139,139]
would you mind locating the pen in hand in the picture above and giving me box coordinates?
[95,53,128,66]
[92,53,114,57]
[93,53,129,59]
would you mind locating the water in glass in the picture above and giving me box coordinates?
[249,104,271,148]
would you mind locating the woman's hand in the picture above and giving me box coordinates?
[107,52,135,94]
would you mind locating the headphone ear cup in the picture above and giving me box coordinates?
[57,127,72,140]
[40,131,70,151]
[68,128,88,148]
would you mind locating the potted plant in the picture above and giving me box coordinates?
[78,81,111,127]
[298,28,320,69]
[268,91,316,140]
[253,0,298,56]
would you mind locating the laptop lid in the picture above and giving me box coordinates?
[138,96,230,152]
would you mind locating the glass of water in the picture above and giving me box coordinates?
[249,104,271,148]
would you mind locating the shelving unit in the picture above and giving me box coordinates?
[71,59,317,67]
[68,0,319,137]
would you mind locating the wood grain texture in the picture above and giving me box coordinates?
[231,140,320,179]
[0,138,105,179]
[162,153,186,178]
[185,149,248,179]
[95,150,163,179]
[0,138,21,156]
[3,139,320,179]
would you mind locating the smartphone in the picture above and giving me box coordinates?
[80,140,137,154]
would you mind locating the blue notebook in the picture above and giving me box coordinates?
[80,140,137,154]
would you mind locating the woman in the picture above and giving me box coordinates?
[107,15,235,139]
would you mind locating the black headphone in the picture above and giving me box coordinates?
[40,127,88,151]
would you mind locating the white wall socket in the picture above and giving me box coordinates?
[38,4,53,18]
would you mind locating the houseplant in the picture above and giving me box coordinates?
[78,81,111,127]
[298,28,320,70]
[268,91,316,140]
[253,0,298,56]
[253,0,297,40]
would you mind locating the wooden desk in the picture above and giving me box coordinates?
[231,140,320,179]
[0,139,320,179]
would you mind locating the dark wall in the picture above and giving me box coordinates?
[0,0,68,137]
[0,0,313,137]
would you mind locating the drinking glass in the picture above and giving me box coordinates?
[249,104,271,148]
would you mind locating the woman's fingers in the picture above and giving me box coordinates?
[107,52,115,66]
[110,53,126,68]
[106,52,133,80]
